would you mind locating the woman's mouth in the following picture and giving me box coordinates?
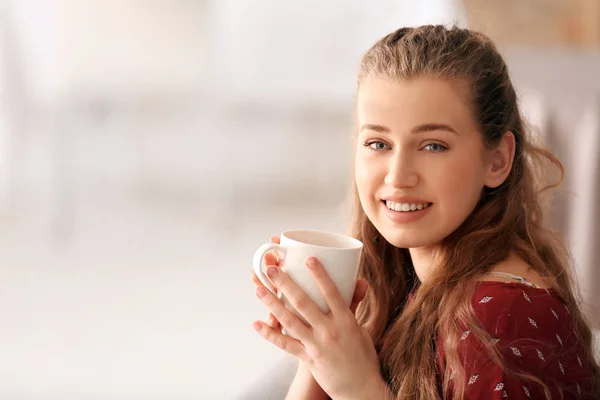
[383,200,432,212]
[380,200,433,223]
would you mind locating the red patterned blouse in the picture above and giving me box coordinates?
[437,277,594,399]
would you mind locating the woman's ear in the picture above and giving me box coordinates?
[484,131,515,188]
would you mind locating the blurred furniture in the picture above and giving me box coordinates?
[462,0,600,47]
[505,49,600,327]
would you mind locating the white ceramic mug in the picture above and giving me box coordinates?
[252,229,363,336]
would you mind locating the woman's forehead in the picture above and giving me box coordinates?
[356,77,478,134]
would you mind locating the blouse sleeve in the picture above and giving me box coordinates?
[450,286,583,399]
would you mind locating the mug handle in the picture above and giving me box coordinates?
[252,243,287,295]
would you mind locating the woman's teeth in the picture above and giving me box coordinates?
[385,201,431,212]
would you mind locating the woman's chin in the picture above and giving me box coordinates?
[383,236,430,249]
[379,231,439,249]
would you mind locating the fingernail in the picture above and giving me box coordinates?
[306,257,318,269]
[256,287,267,298]
[253,321,262,332]
[266,266,279,279]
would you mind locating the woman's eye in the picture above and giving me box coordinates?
[423,143,448,152]
[365,141,390,151]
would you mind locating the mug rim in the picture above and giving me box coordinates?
[281,229,363,250]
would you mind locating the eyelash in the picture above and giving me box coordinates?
[363,140,448,153]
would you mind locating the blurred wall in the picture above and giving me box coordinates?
[0,0,463,226]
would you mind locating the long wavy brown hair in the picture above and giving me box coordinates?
[350,25,600,399]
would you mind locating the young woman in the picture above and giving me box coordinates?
[250,25,599,399]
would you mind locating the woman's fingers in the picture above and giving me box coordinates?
[252,275,281,329]
[252,268,279,295]
[269,236,280,245]
[253,235,284,331]
[251,270,262,287]
[256,285,312,341]
[253,321,307,360]
[264,252,278,266]
[266,312,281,329]
[264,235,281,266]
[254,235,282,292]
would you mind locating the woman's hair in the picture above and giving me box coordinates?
[351,25,600,399]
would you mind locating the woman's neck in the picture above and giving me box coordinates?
[409,247,549,288]
[408,246,439,283]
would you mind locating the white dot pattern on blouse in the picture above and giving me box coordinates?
[461,280,588,398]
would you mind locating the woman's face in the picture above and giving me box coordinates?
[355,76,495,249]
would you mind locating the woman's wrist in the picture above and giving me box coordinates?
[295,362,320,387]
[296,360,311,373]
[284,362,328,400]
[336,375,393,400]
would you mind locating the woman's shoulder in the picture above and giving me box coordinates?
[470,282,576,343]
[471,281,568,319]
[472,280,561,306]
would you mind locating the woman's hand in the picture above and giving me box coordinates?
[250,236,366,331]
[251,235,283,331]
[252,256,385,400]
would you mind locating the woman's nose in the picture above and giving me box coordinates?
[384,154,419,188]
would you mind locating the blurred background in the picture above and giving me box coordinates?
[0,0,598,399]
